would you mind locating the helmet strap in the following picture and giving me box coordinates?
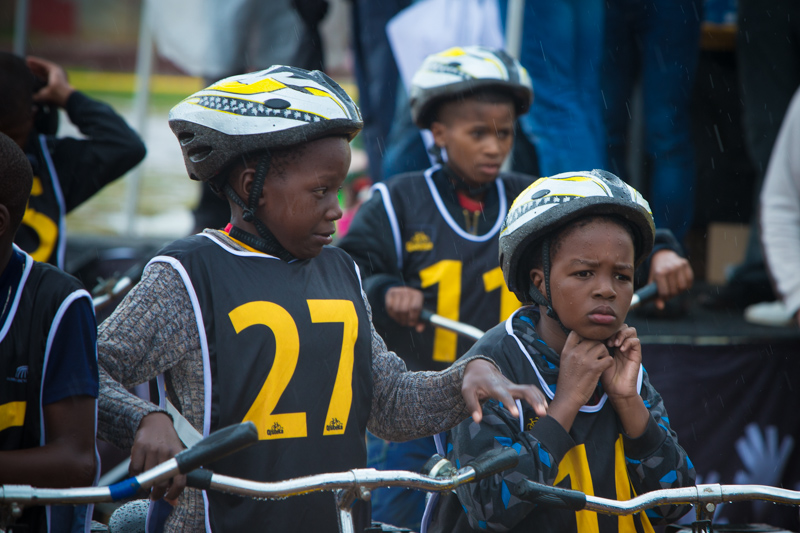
[223,153,296,262]
[530,239,571,336]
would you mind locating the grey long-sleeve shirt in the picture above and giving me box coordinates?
[98,230,484,532]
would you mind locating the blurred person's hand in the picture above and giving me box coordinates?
[27,56,74,108]
[385,286,425,332]
[648,249,693,309]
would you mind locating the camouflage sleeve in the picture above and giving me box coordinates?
[449,401,575,531]
[622,370,696,523]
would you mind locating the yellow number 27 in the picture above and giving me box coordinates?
[229,299,358,440]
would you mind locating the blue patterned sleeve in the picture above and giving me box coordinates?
[448,401,574,531]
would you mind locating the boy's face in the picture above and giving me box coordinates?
[532,218,635,340]
[258,136,349,260]
[430,99,515,188]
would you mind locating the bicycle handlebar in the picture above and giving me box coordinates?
[512,480,800,516]
[419,310,485,341]
[186,446,519,500]
[0,422,258,506]
[629,282,659,310]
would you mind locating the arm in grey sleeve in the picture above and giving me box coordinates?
[365,289,500,441]
[97,262,201,450]
[761,88,800,316]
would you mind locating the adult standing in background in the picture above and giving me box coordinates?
[750,87,800,327]
[498,0,608,177]
[715,0,800,309]
[601,0,701,244]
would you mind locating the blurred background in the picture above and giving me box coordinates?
[0,0,356,240]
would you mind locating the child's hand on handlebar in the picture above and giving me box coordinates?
[461,359,548,423]
[385,286,426,332]
[648,250,693,310]
[131,412,187,503]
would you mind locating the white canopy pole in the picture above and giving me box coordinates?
[13,0,29,55]
[504,0,526,59]
[124,0,155,237]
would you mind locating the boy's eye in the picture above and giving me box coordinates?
[574,270,592,278]
[616,273,632,282]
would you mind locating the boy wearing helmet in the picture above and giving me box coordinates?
[96,66,547,532]
[426,170,695,533]
[339,46,692,529]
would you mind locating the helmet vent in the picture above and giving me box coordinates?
[530,189,549,200]
[264,98,291,109]
[188,145,212,162]
[178,132,195,145]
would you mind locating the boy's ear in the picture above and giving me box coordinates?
[529,268,546,298]
[430,120,447,148]
[231,166,257,202]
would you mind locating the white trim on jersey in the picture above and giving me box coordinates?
[38,135,68,270]
[199,231,283,260]
[146,255,214,533]
[371,182,404,271]
[0,247,33,343]
[40,287,95,533]
[422,165,508,242]
[503,307,643,413]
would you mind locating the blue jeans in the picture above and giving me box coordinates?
[366,433,437,531]
[500,0,607,177]
[351,0,413,182]
[602,0,700,243]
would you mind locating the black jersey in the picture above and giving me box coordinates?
[154,235,374,532]
[372,167,530,370]
[426,308,695,533]
[0,249,95,532]
[16,135,67,269]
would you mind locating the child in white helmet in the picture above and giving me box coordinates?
[96,66,547,532]
[426,170,695,533]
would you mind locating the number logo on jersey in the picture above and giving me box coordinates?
[229,299,357,441]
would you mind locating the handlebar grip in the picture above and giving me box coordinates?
[466,447,520,480]
[420,309,433,322]
[175,421,258,474]
[511,480,587,511]
[186,469,214,491]
[630,282,659,309]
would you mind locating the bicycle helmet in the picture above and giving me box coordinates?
[168,65,362,260]
[170,65,362,183]
[409,46,533,129]
[499,170,655,325]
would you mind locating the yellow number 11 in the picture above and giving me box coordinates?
[419,260,519,363]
